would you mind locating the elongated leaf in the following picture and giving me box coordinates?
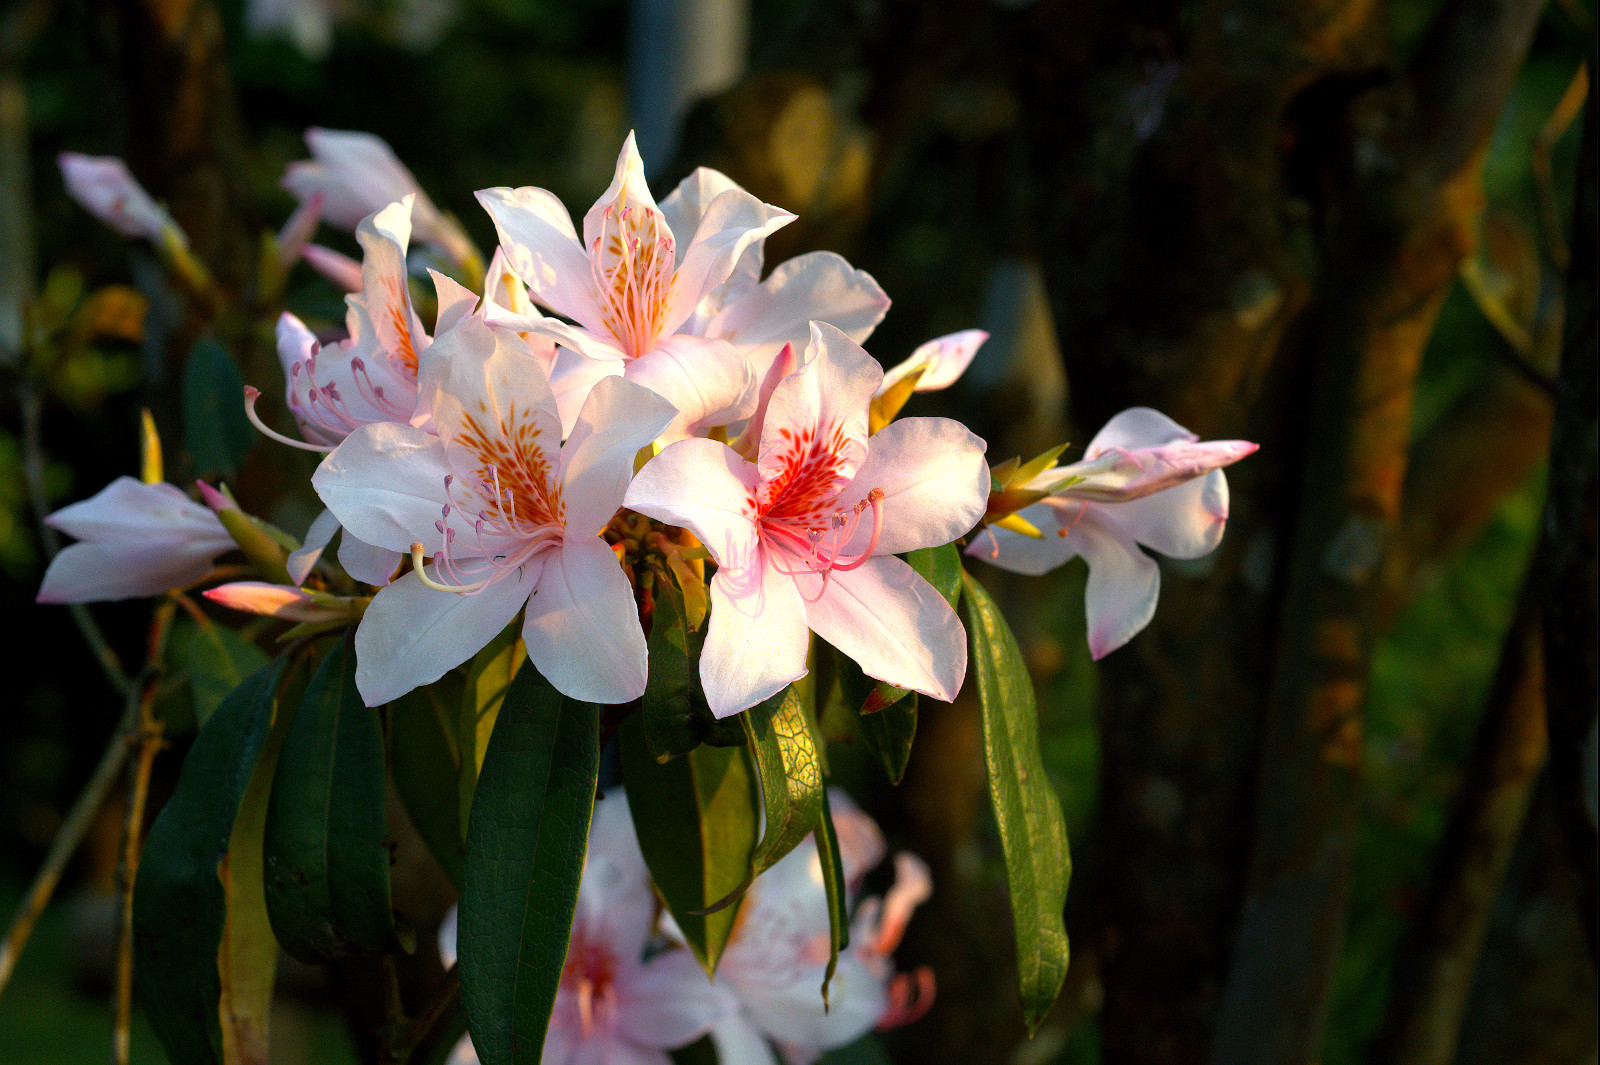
[904,542,963,610]
[815,797,850,1005]
[620,713,757,974]
[175,616,271,731]
[390,682,465,886]
[857,692,918,786]
[458,667,600,1065]
[459,622,522,838]
[264,636,409,962]
[961,571,1070,1032]
[642,574,744,759]
[743,684,825,877]
[133,658,286,1065]
[182,336,255,478]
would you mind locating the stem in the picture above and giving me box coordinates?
[385,967,461,1065]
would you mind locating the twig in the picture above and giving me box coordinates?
[1532,63,1589,271]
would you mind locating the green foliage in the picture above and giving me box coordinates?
[458,666,600,1065]
[389,681,466,887]
[619,714,757,975]
[459,622,523,838]
[131,657,290,1065]
[264,636,410,962]
[170,614,272,731]
[962,571,1071,1034]
[641,573,745,760]
[815,796,851,1002]
[181,336,255,479]
[741,683,827,885]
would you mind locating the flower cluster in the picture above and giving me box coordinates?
[439,790,930,1065]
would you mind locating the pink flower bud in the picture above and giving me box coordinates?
[59,153,184,245]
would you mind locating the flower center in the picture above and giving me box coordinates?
[563,937,618,1039]
[591,203,674,360]
[755,424,882,600]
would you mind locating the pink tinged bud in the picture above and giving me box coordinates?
[58,152,184,245]
[877,329,988,396]
[195,479,237,513]
[275,191,324,271]
[203,581,352,623]
[1052,439,1258,503]
[300,243,365,293]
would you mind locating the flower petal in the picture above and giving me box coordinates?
[523,535,647,704]
[581,132,660,249]
[43,477,228,545]
[559,376,678,537]
[701,554,811,718]
[758,323,879,489]
[286,507,342,584]
[625,335,756,443]
[546,347,625,438]
[313,422,455,555]
[624,439,760,567]
[1106,468,1230,559]
[659,167,764,297]
[806,555,966,703]
[708,1018,780,1065]
[1085,406,1197,455]
[354,561,536,705]
[477,185,604,327]
[1070,512,1161,660]
[339,532,400,586]
[661,188,794,338]
[709,251,889,379]
[37,538,221,604]
[616,949,733,1050]
[838,416,988,555]
[287,128,433,232]
[735,954,886,1051]
[964,502,1077,577]
[878,329,987,395]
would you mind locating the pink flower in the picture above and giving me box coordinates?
[312,313,677,705]
[970,407,1257,658]
[625,323,988,718]
[477,133,794,441]
[876,329,988,396]
[58,153,183,245]
[36,478,234,603]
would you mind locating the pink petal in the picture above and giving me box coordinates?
[624,439,761,567]
[478,185,605,327]
[203,582,345,623]
[805,555,966,703]
[661,188,794,338]
[1085,406,1197,455]
[838,416,989,556]
[701,554,811,718]
[1105,468,1230,560]
[58,153,176,242]
[616,949,733,1050]
[708,251,889,381]
[300,243,364,293]
[312,421,456,555]
[37,538,221,604]
[758,323,878,490]
[1070,512,1161,659]
[558,376,678,538]
[625,334,756,443]
[878,328,988,395]
[522,536,648,704]
[353,562,536,705]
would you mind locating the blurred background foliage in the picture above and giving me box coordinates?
[0,0,1593,1062]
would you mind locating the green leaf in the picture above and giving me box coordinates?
[961,571,1070,1033]
[641,575,744,760]
[857,693,918,786]
[619,712,758,975]
[180,616,271,731]
[458,667,600,1065]
[389,682,465,887]
[742,684,826,879]
[459,622,523,839]
[815,796,850,1005]
[132,657,289,1065]
[817,1034,895,1065]
[264,636,411,962]
[904,542,963,610]
[835,644,912,718]
[181,336,255,478]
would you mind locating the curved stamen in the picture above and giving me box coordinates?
[409,542,490,594]
[349,357,412,420]
[243,386,335,453]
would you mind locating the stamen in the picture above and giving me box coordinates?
[409,542,489,594]
[243,386,335,453]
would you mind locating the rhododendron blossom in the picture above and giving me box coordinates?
[971,407,1257,658]
[626,322,989,718]
[313,313,676,705]
[58,153,183,245]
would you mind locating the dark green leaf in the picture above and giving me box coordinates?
[179,616,271,730]
[961,571,1070,1033]
[181,336,255,478]
[904,542,963,610]
[856,693,918,786]
[742,684,826,878]
[133,658,287,1065]
[459,622,523,838]
[641,575,744,759]
[458,667,600,1065]
[815,796,850,1005]
[389,682,465,887]
[620,712,758,974]
[264,636,410,962]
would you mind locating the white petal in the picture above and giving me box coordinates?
[1085,406,1197,455]
[43,477,228,545]
[964,502,1076,577]
[313,422,455,554]
[616,949,733,1050]
[625,335,755,443]
[701,554,811,718]
[735,955,886,1050]
[430,269,480,335]
[523,537,647,704]
[1105,469,1229,560]
[1070,513,1161,660]
[709,251,889,377]
[291,128,431,232]
[286,507,342,584]
[839,416,988,555]
[37,538,221,604]
[339,532,400,586]
[58,153,176,242]
[559,376,678,537]
[758,323,878,489]
[508,314,629,367]
[624,439,760,568]
[806,555,966,702]
[581,132,660,249]
[353,563,535,705]
[546,347,625,439]
[661,188,794,337]
[878,328,988,394]
[658,167,745,260]
[477,185,604,327]
[709,1018,780,1065]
